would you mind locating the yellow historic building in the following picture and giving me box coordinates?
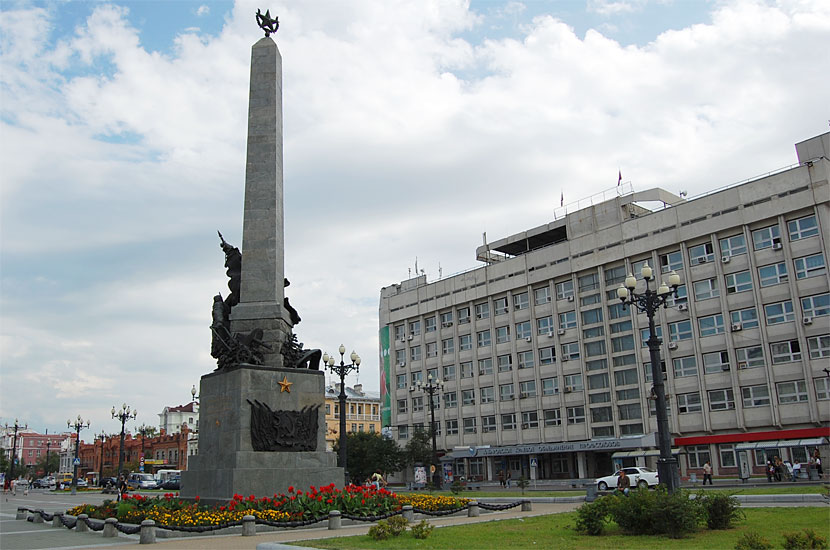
[324,384,382,450]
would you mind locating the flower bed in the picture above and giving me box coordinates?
[66,485,470,527]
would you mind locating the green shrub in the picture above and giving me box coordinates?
[697,491,744,530]
[573,496,611,536]
[367,520,390,540]
[450,479,464,495]
[735,531,774,550]
[608,487,699,538]
[517,476,530,495]
[411,519,434,539]
[608,488,657,535]
[386,515,409,536]
[783,529,829,550]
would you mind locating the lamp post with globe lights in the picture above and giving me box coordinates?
[411,373,444,489]
[324,345,360,483]
[67,415,90,495]
[112,404,137,480]
[617,263,682,493]
[97,431,107,484]
[4,418,26,490]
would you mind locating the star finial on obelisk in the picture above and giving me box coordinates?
[256,9,279,37]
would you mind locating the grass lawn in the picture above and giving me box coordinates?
[297,507,829,550]
[726,485,826,495]
[396,490,585,497]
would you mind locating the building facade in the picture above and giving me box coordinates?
[324,384,382,451]
[158,401,199,435]
[379,133,830,483]
[1,428,67,473]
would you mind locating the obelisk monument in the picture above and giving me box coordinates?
[181,13,342,503]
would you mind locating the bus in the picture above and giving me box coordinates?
[155,469,181,483]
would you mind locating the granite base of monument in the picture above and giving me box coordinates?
[181,364,343,504]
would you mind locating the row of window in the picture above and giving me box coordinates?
[687,442,816,470]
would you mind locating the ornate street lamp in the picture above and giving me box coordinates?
[112,403,137,483]
[411,373,444,489]
[4,418,26,489]
[617,264,682,493]
[324,345,360,483]
[135,424,155,473]
[97,431,107,484]
[67,415,91,495]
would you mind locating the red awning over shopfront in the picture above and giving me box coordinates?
[674,427,830,446]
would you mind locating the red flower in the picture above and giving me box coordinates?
[194,496,200,502]
[327,498,333,504]
[288,486,295,493]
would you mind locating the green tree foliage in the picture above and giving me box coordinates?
[0,453,28,481]
[404,427,434,467]
[34,452,60,477]
[333,431,405,484]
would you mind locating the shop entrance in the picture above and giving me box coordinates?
[592,452,614,478]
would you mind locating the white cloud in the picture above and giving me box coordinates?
[196,5,210,17]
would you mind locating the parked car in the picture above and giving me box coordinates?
[160,477,180,490]
[596,467,659,490]
[126,473,157,490]
[33,476,55,488]
[100,477,117,488]
[76,478,88,488]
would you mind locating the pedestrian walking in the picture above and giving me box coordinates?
[117,475,127,502]
[814,451,823,478]
[766,460,775,482]
[498,469,505,488]
[702,461,713,485]
[506,471,512,488]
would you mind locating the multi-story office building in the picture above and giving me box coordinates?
[324,384,382,451]
[379,133,830,483]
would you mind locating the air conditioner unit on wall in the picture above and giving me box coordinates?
[668,342,678,350]
[408,335,414,340]
[696,257,708,264]
[803,317,813,325]
[731,323,742,332]
[738,362,748,370]
[567,296,575,302]
[772,242,783,250]
[721,255,731,263]
[398,361,406,367]
[678,304,688,311]
[564,386,573,393]
[558,328,566,335]
[525,337,532,343]
[547,332,554,338]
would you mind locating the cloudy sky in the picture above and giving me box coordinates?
[1,0,828,440]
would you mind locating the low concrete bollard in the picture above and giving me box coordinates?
[328,510,341,530]
[16,508,27,520]
[52,513,63,528]
[140,519,156,544]
[402,505,414,522]
[242,515,256,536]
[76,514,89,533]
[468,501,480,517]
[103,517,118,537]
[33,510,44,524]
[521,501,532,512]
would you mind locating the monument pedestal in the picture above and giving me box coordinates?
[181,364,343,504]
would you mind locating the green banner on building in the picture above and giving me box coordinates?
[379,325,391,427]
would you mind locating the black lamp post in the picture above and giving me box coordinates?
[67,415,90,496]
[135,424,154,473]
[45,429,51,478]
[112,403,137,482]
[4,418,26,489]
[411,373,444,489]
[324,345,361,484]
[97,431,106,485]
[617,263,682,494]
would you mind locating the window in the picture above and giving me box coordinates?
[480,386,495,404]
[515,321,532,340]
[446,419,458,435]
[442,338,455,355]
[620,423,644,436]
[478,358,493,375]
[559,311,577,329]
[708,389,736,411]
[611,334,635,352]
[719,444,737,468]
[631,259,649,279]
[660,250,684,273]
[730,307,759,329]
[794,253,826,279]
[476,330,491,348]
[556,280,575,300]
[673,356,697,377]
[616,387,639,400]
[585,339,606,356]
[440,311,453,327]
[442,365,456,381]
[426,342,438,358]
[587,372,610,390]
[594,426,615,438]
[567,406,586,424]
[741,385,770,408]
[458,307,470,324]
[605,265,627,285]
[460,361,474,378]
[542,377,559,395]
[771,340,802,363]
[736,346,765,369]
[694,278,720,301]
[544,409,562,426]
[395,349,406,365]
[587,358,608,371]
[581,308,603,325]
[752,224,781,250]
[614,354,637,368]
[610,320,632,334]
[463,417,476,434]
[764,301,795,325]
[618,403,642,420]
[815,377,830,400]
[398,425,409,439]
[394,324,405,340]
[518,350,535,369]
[514,292,529,311]
[444,391,457,408]
[677,392,702,413]
[535,286,551,305]
[410,321,421,336]
[777,380,808,404]
[564,373,584,391]
[669,320,693,341]
[412,396,424,412]
[689,242,715,264]
[521,411,539,428]
[640,326,662,347]
[699,314,725,337]
[410,346,422,361]
[396,374,407,389]
[496,325,510,344]
[425,316,436,333]
[462,389,475,406]
[607,302,629,320]
[703,351,730,373]
[614,368,638,386]
[475,302,490,319]
[758,262,788,287]
[666,284,688,307]
[802,294,830,318]
[561,342,580,361]
[725,270,753,294]
[499,383,515,401]
[582,293,602,306]
[720,234,747,257]
[482,415,497,433]
[808,335,830,359]
[497,354,512,372]
[537,316,554,335]
[520,380,537,398]
[591,406,613,423]
[411,371,423,385]
[578,272,600,293]
[539,346,555,365]
[788,215,818,241]
[459,334,472,351]
[688,445,711,468]
[494,297,509,315]
[397,399,408,414]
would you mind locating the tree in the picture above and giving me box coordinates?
[333,432,405,485]
[404,427,434,467]
[1,453,28,481]
[34,452,60,477]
